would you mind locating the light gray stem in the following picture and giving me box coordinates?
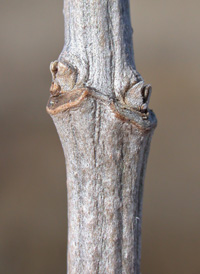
[47,0,156,273]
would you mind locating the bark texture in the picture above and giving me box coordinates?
[47,1,156,273]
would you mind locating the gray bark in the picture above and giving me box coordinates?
[47,1,156,273]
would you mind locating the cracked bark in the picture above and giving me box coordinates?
[47,1,156,273]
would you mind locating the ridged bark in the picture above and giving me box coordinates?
[47,1,156,273]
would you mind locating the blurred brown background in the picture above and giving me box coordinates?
[0,0,199,273]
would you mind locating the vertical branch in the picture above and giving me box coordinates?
[47,0,156,273]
